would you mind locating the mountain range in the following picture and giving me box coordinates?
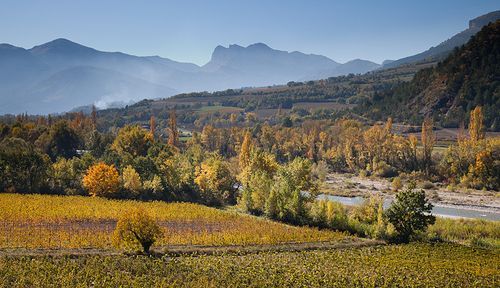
[0,10,498,115]
[0,40,380,114]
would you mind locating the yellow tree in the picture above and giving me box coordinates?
[168,110,179,147]
[122,165,142,196]
[83,163,120,197]
[112,208,162,253]
[239,131,253,170]
[150,115,156,140]
[111,125,153,158]
[469,106,484,142]
[201,124,218,151]
[195,156,236,206]
[421,117,435,175]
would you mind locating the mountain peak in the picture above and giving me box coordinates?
[247,43,271,50]
[29,38,96,56]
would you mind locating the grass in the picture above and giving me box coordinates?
[0,243,498,287]
[427,218,500,248]
[0,194,349,249]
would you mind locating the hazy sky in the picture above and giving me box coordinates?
[1,0,499,65]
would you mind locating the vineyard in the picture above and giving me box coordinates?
[0,243,498,287]
[0,194,348,249]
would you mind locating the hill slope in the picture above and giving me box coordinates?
[384,10,500,68]
[361,20,500,129]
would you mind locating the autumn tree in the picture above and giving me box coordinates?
[111,125,153,160]
[112,208,163,254]
[421,117,435,175]
[122,165,142,197]
[469,106,484,142]
[82,162,120,197]
[201,125,217,151]
[150,115,156,140]
[239,131,253,170]
[51,156,93,195]
[168,110,179,147]
[195,155,236,206]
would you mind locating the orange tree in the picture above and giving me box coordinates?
[82,162,120,197]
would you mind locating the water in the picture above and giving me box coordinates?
[318,194,500,221]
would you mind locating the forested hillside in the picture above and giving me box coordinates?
[360,20,500,129]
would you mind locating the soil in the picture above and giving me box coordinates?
[0,239,383,257]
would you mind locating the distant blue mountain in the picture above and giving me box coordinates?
[0,39,381,114]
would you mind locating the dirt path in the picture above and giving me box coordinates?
[0,239,383,257]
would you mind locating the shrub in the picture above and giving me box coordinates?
[391,177,402,192]
[385,182,436,243]
[420,181,435,190]
[112,209,163,253]
[350,195,383,225]
[372,160,397,178]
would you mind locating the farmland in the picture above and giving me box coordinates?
[0,243,498,287]
[0,194,349,250]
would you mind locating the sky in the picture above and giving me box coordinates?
[1,0,499,65]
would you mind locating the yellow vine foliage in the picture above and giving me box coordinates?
[82,163,120,197]
[0,194,348,249]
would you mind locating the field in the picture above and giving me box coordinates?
[292,101,356,111]
[0,243,498,287]
[0,194,349,250]
[197,105,244,114]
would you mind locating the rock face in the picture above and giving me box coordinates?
[384,10,500,69]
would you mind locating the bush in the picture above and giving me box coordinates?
[112,209,163,253]
[385,182,436,243]
[372,160,397,178]
[420,181,435,190]
[391,177,402,192]
[350,195,383,225]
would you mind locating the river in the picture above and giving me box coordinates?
[318,194,500,221]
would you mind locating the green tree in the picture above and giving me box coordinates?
[37,120,81,160]
[111,125,153,160]
[385,183,435,243]
[0,138,50,193]
[51,156,93,195]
